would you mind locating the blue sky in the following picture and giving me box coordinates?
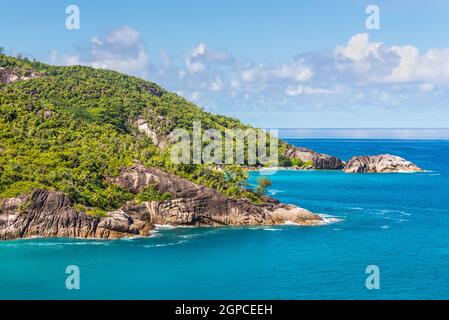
[1,0,449,129]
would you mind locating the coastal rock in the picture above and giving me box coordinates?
[0,166,323,240]
[0,189,152,240]
[343,154,423,173]
[0,197,25,229]
[135,118,168,150]
[112,165,323,227]
[0,67,41,84]
[285,146,345,170]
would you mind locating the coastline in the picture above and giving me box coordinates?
[0,167,325,241]
[1,139,446,300]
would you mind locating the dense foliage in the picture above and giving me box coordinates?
[0,54,263,212]
[256,177,272,196]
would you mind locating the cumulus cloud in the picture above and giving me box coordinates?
[47,28,449,124]
[209,77,224,91]
[185,43,233,74]
[336,33,382,62]
[286,85,343,96]
[336,33,449,84]
[386,46,449,83]
[241,60,313,83]
[51,26,150,77]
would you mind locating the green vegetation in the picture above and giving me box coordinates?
[17,198,32,215]
[0,54,268,211]
[256,177,272,196]
[135,186,171,203]
[300,160,313,168]
[86,208,108,218]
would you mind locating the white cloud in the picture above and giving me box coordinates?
[273,61,314,82]
[191,91,201,101]
[286,85,343,96]
[103,26,140,47]
[47,28,449,124]
[336,33,381,62]
[185,43,233,74]
[230,78,241,89]
[51,26,150,77]
[336,33,449,84]
[419,83,436,92]
[210,77,223,91]
[386,46,449,83]
[241,61,313,83]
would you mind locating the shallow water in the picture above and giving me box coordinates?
[1,139,448,299]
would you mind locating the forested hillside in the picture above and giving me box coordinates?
[0,55,269,213]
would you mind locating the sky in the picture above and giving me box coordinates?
[1,0,449,130]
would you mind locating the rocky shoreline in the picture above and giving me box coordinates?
[0,152,423,241]
[0,147,423,241]
[0,165,323,240]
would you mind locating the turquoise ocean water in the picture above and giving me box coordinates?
[1,139,449,299]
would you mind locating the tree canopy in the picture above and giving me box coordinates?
[0,55,264,212]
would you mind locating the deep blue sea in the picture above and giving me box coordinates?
[1,139,449,300]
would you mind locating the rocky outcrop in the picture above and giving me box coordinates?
[135,118,168,150]
[0,189,153,240]
[111,165,322,227]
[285,146,345,170]
[0,166,323,240]
[343,154,423,173]
[0,67,41,84]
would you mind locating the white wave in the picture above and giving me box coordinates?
[119,236,144,241]
[381,225,390,229]
[395,170,418,174]
[178,234,200,239]
[366,208,412,216]
[154,224,195,230]
[318,214,344,225]
[263,228,281,231]
[283,220,300,226]
[13,241,108,247]
[23,242,62,247]
[148,232,161,238]
[154,224,178,230]
[268,189,285,196]
[143,240,187,248]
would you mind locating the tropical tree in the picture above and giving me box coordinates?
[256,177,272,195]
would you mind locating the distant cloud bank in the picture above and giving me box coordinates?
[48,27,449,128]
